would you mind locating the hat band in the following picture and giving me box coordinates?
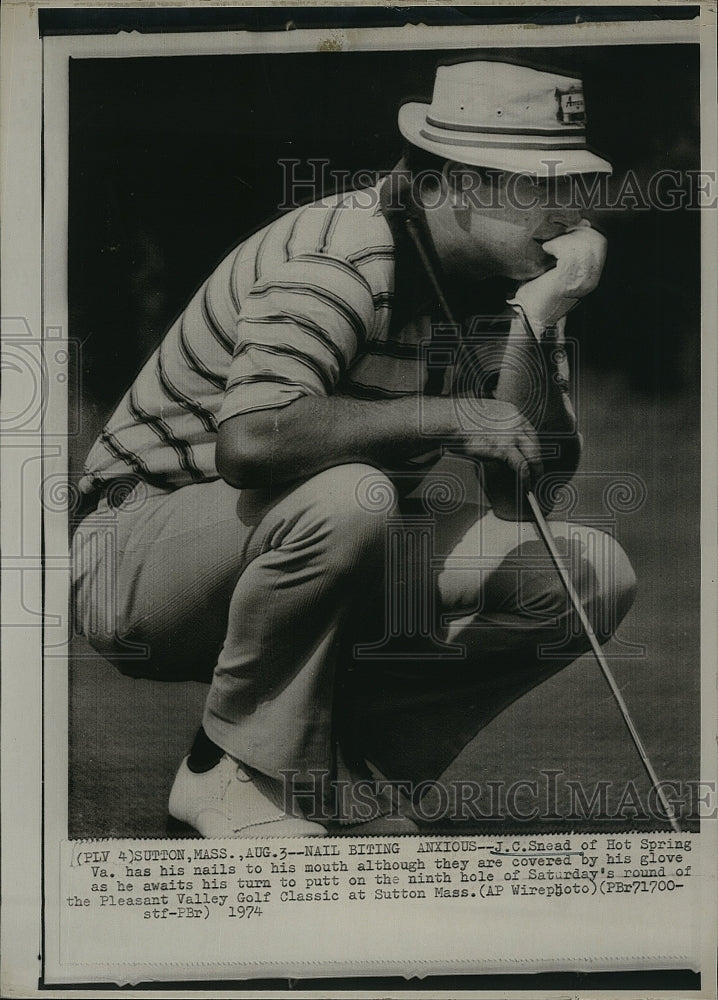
[419,125,587,151]
[426,114,584,138]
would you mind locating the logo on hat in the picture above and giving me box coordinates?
[556,86,586,126]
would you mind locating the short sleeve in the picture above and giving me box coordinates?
[219,254,378,423]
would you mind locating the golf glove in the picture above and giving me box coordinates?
[508,219,607,336]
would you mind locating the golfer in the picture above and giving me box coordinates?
[72,60,637,836]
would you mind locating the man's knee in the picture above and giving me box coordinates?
[516,530,637,641]
[471,531,636,638]
[588,532,637,642]
[474,538,584,619]
[300,463,398,568]
[543,529,637,643]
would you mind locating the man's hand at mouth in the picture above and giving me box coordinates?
[510,220,607,336]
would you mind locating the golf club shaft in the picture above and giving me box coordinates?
[526,490,681,834]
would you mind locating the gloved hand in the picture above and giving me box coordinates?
[508,219,607,336]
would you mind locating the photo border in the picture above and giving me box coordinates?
[1,3,716,997]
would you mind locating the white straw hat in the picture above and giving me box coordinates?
[399,61,612,176]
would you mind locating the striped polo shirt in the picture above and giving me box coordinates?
[79,174,502,496]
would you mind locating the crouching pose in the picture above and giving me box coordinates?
[72,60,636,836]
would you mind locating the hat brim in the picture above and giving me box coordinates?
[398,102,612,176]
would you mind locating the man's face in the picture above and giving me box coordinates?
[455,170,584,281]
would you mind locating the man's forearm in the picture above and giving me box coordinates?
[216,394,464,489]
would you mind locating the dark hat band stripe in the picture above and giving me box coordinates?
[425,114,585,138]
[419,127,587,151]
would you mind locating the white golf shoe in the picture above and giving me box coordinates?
[168,754,327,837]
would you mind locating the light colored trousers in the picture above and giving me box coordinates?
[72,461,637,785]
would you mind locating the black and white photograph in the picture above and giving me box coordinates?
[1,3,717,995]
[66,12,701,841]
